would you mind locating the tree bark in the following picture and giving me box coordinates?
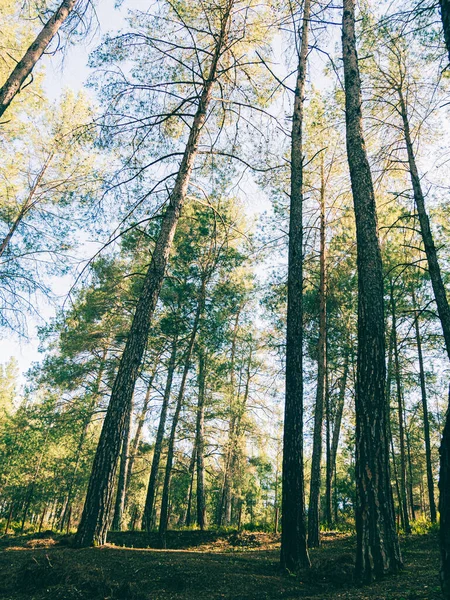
[308,157,327,548]
[412,292,437,522]
[0,0,77,118]
[111,399,132,531]
[74,9,230,546]
[439,386,450,599]
[217,308,241,527]
[196,349,207,530]
[142,336,178,531]
[342,0,401,580]
[158,280,206,548]
[440,0,450,63]
[281,0,311,572]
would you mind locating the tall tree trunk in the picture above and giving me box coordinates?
[73,10,231,546]
[142,336,178,531]
[308,157,327,547]
[158,280,206,548]
[196,349,207,531]
[391,287,411,534]
[397,85,450,591]
[440,0,450,62]
[281,0,311,572]
[0,0,77,118]
[342,0,401,580]
[398,90,450,357]
[217,307,241,527]
[412,293,437,522]
[111,400,132,531]
[439,386,450,599]
[126,360,160,495]
[386,325,405,531]
[405,421,416,522]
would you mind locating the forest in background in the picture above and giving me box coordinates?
[1,0,450,598]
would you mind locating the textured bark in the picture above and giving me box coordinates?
[111,402,132,531]
[74,10,229,546]
[0,0,77,118]
[196,350,207,530]
[158,281,206,548]
[439,387,450,599]
[440,0,450,63]
[281,0,311,572]
[412,293,437,522]
[342,0,401,580]
[308,158,327,548]
[391,289,411,534]
[142,337,178,531]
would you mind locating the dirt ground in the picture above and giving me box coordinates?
[0,530,442,599]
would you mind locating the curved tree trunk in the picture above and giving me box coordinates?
[74,10,230,546]
[342,0,401,580]
[0,0,77,118]
[281,0,311,572]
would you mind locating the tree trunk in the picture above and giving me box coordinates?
[142,336,178,531]
[439,386,450,599]
[391,287,411,534]
[73,11,230,546]
[181,442,197,527]
[342,0,401,580]
[0,0,77,118]
[111,399,132,531]
[281,0,311,572]
[126,360,160,496]
[330,350,349,478]
[196,349,207,531]
[397,84,450,592]
[158,280,206,548]
[217,307,241,527]
[412,292,437,522]
[440,0,450,62]
[398,89,450,358]
[308,157,327,547]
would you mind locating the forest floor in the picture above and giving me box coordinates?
[0,529,441,600]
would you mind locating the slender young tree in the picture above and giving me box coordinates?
[281,0,311,571]
[308,157,327,548]
[342,0,401,580]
